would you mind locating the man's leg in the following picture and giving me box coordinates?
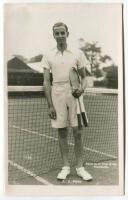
[58,127,70,167]
[57,128,70,180]
[73,126,92,181]
[72,127,83,168]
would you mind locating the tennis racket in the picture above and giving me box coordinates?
[69,67,88,129]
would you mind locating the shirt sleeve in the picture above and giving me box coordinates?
[41,55,51,70]
[77,50,89,69]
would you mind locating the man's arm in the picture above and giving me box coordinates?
[43,68,56,119]
[78,67,87,92]
[72,67,87,98]
[77,50,89,92]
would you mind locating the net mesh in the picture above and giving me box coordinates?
[8,86,118,184]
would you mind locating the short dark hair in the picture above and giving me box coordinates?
[52,22,68,32]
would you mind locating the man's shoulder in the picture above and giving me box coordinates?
[70,48,85,57]
[69,46,83,53]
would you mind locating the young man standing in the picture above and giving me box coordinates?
[42,22,92,181]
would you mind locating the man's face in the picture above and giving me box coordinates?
[53,25,69,45]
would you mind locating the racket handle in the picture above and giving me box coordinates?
[76,99,83,129]
[78,97,88,127]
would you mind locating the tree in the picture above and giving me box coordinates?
[80,41,101,74]
[103,64,118,89]
[79,39,118,88]
[100,55,112,63]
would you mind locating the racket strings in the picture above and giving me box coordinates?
[69,67,81,91]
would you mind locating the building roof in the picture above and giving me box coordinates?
[27,62,43,73]
[7,57,39,73]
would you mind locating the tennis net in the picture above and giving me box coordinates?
[8,86,118,184]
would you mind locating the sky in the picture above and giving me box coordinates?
[5,3,122,66]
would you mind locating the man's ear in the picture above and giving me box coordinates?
[67,32,69,37]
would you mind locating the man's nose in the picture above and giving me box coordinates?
[58,33,63,37]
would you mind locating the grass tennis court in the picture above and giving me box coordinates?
[8,87,118,185]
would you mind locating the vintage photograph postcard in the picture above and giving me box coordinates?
[4,3,124,196]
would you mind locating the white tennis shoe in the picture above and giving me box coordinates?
[57,166,70,180]
[76,167,92,181]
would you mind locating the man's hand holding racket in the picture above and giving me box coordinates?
[49,106,56,120]
[72,88,84,98]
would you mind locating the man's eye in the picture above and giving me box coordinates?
[55,32,59,36]
[61,32,65,35]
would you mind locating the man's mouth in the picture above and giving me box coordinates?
[57,39,65,42]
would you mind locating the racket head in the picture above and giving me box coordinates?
[69,67,80,91]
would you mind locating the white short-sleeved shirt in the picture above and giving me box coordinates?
[42,47,89,83]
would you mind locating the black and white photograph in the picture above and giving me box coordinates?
[4,3,124,196]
